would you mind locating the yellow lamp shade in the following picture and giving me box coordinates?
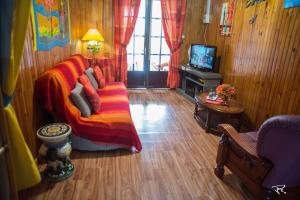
[82,29,104,41]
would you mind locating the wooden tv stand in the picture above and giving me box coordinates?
[179,65,222,99]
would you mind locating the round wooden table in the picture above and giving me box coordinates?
[194,93,244,134]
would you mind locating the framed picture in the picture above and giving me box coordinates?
[220,1,235,36]
[31,0,71,51]
[284,0,300,8]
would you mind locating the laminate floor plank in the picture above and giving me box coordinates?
[20,90,252,200]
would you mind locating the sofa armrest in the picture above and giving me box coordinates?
[218,124,258,157]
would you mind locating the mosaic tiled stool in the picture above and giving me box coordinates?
[37,123,74,181]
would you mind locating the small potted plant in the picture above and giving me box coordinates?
[216,84,236,105]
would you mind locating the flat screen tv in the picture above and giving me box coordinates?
[189,44,217,71]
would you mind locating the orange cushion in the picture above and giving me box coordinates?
[93,65,106,88]
[78,74,91,86]
[79,74,101,114]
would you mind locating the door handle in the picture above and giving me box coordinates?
[0,144,8,155]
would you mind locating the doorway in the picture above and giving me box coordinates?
[127,0,170,88]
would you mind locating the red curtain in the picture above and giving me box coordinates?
[114,0,141,83]
[161,0,186,89]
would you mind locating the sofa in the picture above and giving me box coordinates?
[34,54,142,152]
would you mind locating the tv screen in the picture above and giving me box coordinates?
[190,44,217,71]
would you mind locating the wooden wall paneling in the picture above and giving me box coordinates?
[203,0,225,73]
[69,0,81,54]
[265,6,293,118]
[194,0,300,128]
[218,0,243,81]
[232,5,256,119]
[289,11,300,114]
[247,2,271,122]
[258,2,292,123]
[245,0,298,125]
[292,47,300,113]
[276,10,300,114]
[241,3,266,122]
[69,0,114,58]
[180,0,204,64]
[205,0,225,56]
[254,1,281,123]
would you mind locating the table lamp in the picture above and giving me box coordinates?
[82,28,104,58]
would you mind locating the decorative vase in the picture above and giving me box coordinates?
[222,96,230,106]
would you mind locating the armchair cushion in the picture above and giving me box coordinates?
[218,124,258,157]
[256,115,300,188]
[244,132,258,143]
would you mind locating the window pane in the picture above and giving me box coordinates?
[150,55,159,71]
[150,37,160,54]
[162,28,165,37]
[161,38,170,54]
[135,18,145,36]
[134,55,144,71]
[139,0,145,18]
[127,54,134,71]
[134,36,145,54]
[151,19,161,37]
[160,55,170,71]
[152,1,161,18]
[127,37,134,54]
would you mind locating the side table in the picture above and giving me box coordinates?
[37,123,74,181]
[194,93,244,135]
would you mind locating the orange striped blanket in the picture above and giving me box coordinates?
[34,54,142,152]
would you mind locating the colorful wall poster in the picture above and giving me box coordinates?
[219,1,235,36]
[284,0,300,8]
[31,0,71,51]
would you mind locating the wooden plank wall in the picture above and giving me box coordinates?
[70,0,114,57]
[180,0,205,64]
[194,0,300,127]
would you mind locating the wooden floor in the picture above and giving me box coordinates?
[20,90,253,200]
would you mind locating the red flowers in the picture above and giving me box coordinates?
[216,84,236,101]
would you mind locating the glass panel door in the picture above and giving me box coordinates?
[127,0,146,87]
[127,0,170,88]
[149,0,170,72]
[148,0,169,87]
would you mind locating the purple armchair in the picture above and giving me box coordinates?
[214,115,300,199]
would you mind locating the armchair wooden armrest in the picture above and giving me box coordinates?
[217,124,258,157]
[215,123,272,197]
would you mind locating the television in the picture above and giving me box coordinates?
[189,44,217,71]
